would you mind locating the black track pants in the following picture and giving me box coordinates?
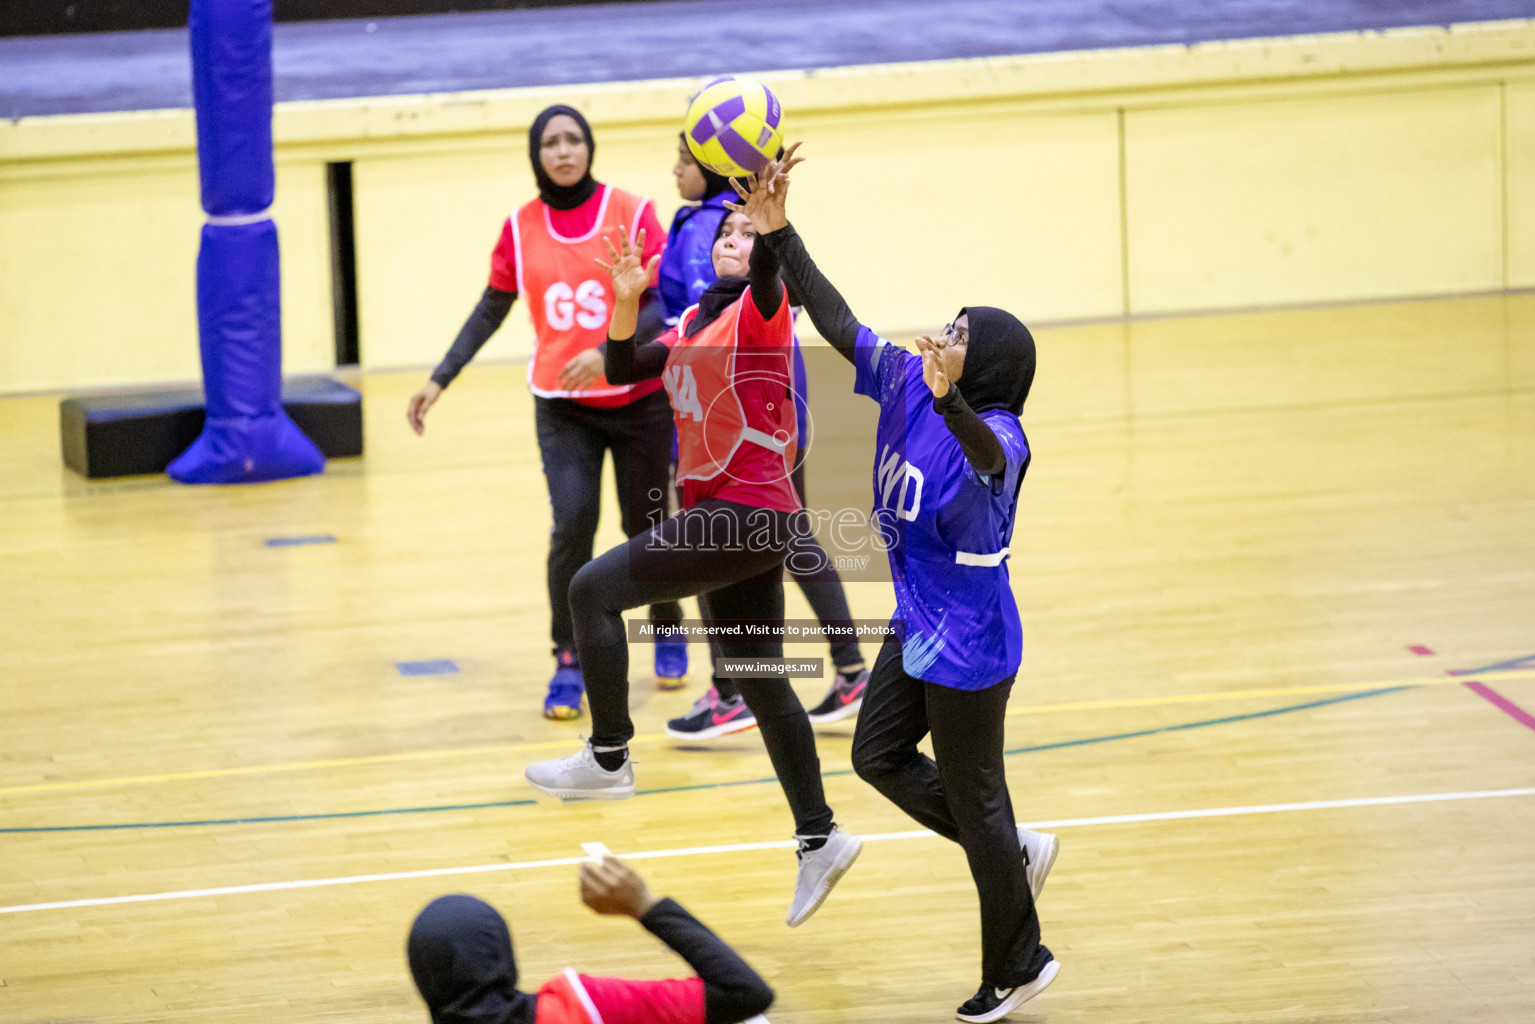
[851,636,1052,988]
[534,391,683,653]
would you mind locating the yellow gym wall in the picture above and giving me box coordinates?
[0,151,335,393]
[1510,78,1535,287]
[1124,84,1505,311]
[1,19,1533,395]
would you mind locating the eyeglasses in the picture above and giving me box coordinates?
[941,321,969,346]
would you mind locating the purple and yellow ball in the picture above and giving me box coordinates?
[683,75,784,178]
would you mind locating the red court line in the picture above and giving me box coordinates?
[1464,681,1535,733]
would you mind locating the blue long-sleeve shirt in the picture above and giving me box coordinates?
[659,194,731,324]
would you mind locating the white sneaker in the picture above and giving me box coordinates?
[1017,827,1059,900]
[524,741,635,800]
[786,826,862,927]
[954,959,1060,1023]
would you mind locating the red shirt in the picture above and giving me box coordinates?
[660,288,802,514]
[536,969,705,1024]
[490,186,666,408]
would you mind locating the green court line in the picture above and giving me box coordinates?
[0,798,536,834]
[0,684,1406,834]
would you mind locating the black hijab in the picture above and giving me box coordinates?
[529,104,598,211]
[956,306,1036,415]
[685,211,750,337]
[407,894,536,1024]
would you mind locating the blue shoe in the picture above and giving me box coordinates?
[654,629,689,691]
[544,649,584,720]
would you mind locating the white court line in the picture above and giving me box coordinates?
[3,786,1532,917]
[0,855,587,916]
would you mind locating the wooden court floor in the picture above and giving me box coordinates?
[1,292,1533,1024]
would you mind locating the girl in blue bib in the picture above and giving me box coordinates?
[728,147,1061,1024]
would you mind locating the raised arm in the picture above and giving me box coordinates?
[581,857,774,1024]
[934,387,1006,476]
[639,899,774,1024]
[917,334,1006,476]
[728,144,860,362]
[763,223,858,361]
[747,221,784,321]
[597,228,671,384]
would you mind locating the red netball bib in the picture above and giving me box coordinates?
[513,185,653,401]
[665,292,799,511]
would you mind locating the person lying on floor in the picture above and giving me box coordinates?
[407,854,774,1024]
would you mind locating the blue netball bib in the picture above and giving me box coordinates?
[853,326,1029,689]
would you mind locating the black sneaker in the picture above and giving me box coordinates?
[807,668,868,724]
[955,960,1060,1023]
[665,688,758,740]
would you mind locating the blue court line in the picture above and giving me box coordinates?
[264,534,338,548]
[397,660,460,677]
[0,685,1407,835]
[1448,652,1535,676]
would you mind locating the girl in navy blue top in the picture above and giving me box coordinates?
[727,146,1060,1024]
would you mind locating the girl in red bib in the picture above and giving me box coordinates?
[408,856,773,1024]
[405,105,687,720]
[523,211,861,928]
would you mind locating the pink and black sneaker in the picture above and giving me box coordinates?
[807,668,868,724]
[665,687,758,740]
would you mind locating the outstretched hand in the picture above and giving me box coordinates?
[915,334,962,399]
[724,141,804,235]
[595,227,660,304]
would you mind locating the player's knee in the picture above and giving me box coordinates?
[945,784,1009,834]
[567,560,607,612]
[851,736,892,786]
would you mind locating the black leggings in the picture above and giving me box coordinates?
[851,636,1052,988]
[713,462,862,699]
[534,391,683,654]
[568,500,835,837]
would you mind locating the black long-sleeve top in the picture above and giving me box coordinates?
[431,286,516,388]
[760,223,1005,476]
[431,286,665,390]
[605,231,784,385]
[639,897,774,1024]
